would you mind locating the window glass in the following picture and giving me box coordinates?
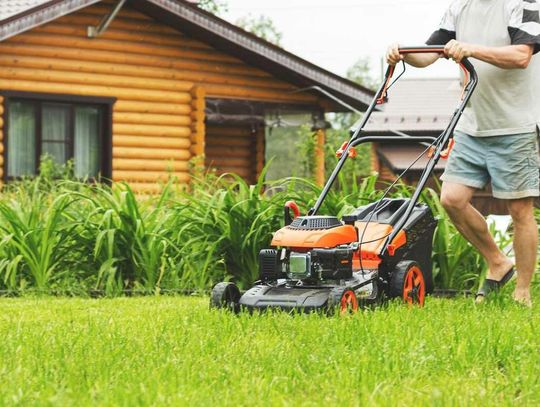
[74,106,100,178]
[8,101,36,177]
[42,103,70,165]
[6,97,106,180]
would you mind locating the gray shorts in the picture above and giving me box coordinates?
[440,130,540,199]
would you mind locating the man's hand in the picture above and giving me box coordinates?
[386,43,404,66]
[444,40,475,62]
[385,43,441,68]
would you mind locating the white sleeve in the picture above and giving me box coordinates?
[508,0,540,53]
[426,1,461,45]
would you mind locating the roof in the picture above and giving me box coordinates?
[0,0,374,111]
[377,144,446,172]
[0,0,50,21]
[364,78,462,133]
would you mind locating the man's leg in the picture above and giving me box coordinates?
[507,198,537,305]
[440,181,513,280]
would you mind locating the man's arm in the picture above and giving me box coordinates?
[386,43,440,67]
[444,40,534,69]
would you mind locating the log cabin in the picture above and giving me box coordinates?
[0,0,374,192]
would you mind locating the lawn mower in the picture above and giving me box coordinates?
[210,46,478,314]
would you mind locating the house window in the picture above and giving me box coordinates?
[3,92,114,180]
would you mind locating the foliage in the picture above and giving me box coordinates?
[346,56,380,91]
[0,158,511,294]
[235,14,283,46]
[2,296,540,405]
[197,0,228,16]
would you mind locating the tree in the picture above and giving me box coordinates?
[346,57,379,91]
[235,14,283,46]
[197,0,228,16]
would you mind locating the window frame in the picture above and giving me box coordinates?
[1,91,115,182]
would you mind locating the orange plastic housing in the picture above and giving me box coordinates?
[271,221,408,269]
[271,225,357,248]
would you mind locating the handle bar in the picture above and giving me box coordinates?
[309,45,479,238]
[377,46,476,105]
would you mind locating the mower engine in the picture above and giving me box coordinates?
[259,246,354,282]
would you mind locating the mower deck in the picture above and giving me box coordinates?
[239,285,332,312]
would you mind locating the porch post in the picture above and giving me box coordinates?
[314,128,325,186]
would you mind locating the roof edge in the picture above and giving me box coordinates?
[0,0,102,41]
[143,0,374,108]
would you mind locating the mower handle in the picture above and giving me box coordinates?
[308,45,479,253]
[398,45,475,74]
[377,46,476,105]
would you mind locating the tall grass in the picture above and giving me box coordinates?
[0,160,510,294]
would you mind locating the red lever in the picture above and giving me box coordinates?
[427,138,455,159]
[440,138,455,158]
[336,141,357,159]
[285,201,300,218]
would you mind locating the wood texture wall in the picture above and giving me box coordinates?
[205,124,264,184]
[0,1,319,191]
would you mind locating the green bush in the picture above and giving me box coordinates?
[0,158,511,295]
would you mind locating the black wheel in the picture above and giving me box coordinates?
[389,261,426,306]
[210,282,241,312]
[327,287,358,315]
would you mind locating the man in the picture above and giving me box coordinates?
[387,0,540,305]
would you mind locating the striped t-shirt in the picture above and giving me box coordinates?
[427,0,540,137]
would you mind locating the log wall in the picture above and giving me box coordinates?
[205,124,260,184]
[0,1,319,190]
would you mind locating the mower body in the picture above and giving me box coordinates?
[210,45,477,313]
[236,198,437,312]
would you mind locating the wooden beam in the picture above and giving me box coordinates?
[255,126,265,180]
[315,129,326,186]
[190,86,206,159]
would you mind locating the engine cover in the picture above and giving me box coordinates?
[271,216,357,249]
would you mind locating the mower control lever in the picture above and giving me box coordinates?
[336,141,357,159]
[284,200,300,226]
[428,138,455,159]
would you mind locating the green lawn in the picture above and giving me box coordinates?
[1,294,539,406]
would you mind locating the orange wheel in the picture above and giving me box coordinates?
[328,288,358,315]
[389,261,426,307]
[402,265,425,306]
[340,290,359,314]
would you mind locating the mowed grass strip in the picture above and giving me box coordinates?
[1,294,539,406]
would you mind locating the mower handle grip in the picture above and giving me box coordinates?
[376,45,477,105]
[397,45,475,75]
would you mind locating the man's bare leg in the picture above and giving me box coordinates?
[440,182,513,281]
[507,198,537,306]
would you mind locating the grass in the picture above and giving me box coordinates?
[2,293,540,406]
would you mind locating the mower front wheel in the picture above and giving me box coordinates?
[327,287,358,315]
[389,261,426,307]
[210,282,241,312]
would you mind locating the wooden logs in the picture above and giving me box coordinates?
[113,135,191,150]
[113,123,191,138]
[190,87,205,157]
[112,170,189,182]
[113,112,190,127]
[113,158,189,172]
[113,147,191,160]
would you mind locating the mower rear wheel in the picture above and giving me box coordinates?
[327,287,359,315]
[210,282,241,312]
[389,261,426,306]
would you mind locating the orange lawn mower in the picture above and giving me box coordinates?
[210,46,478,314]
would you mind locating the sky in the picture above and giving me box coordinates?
[222,0,459,81]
